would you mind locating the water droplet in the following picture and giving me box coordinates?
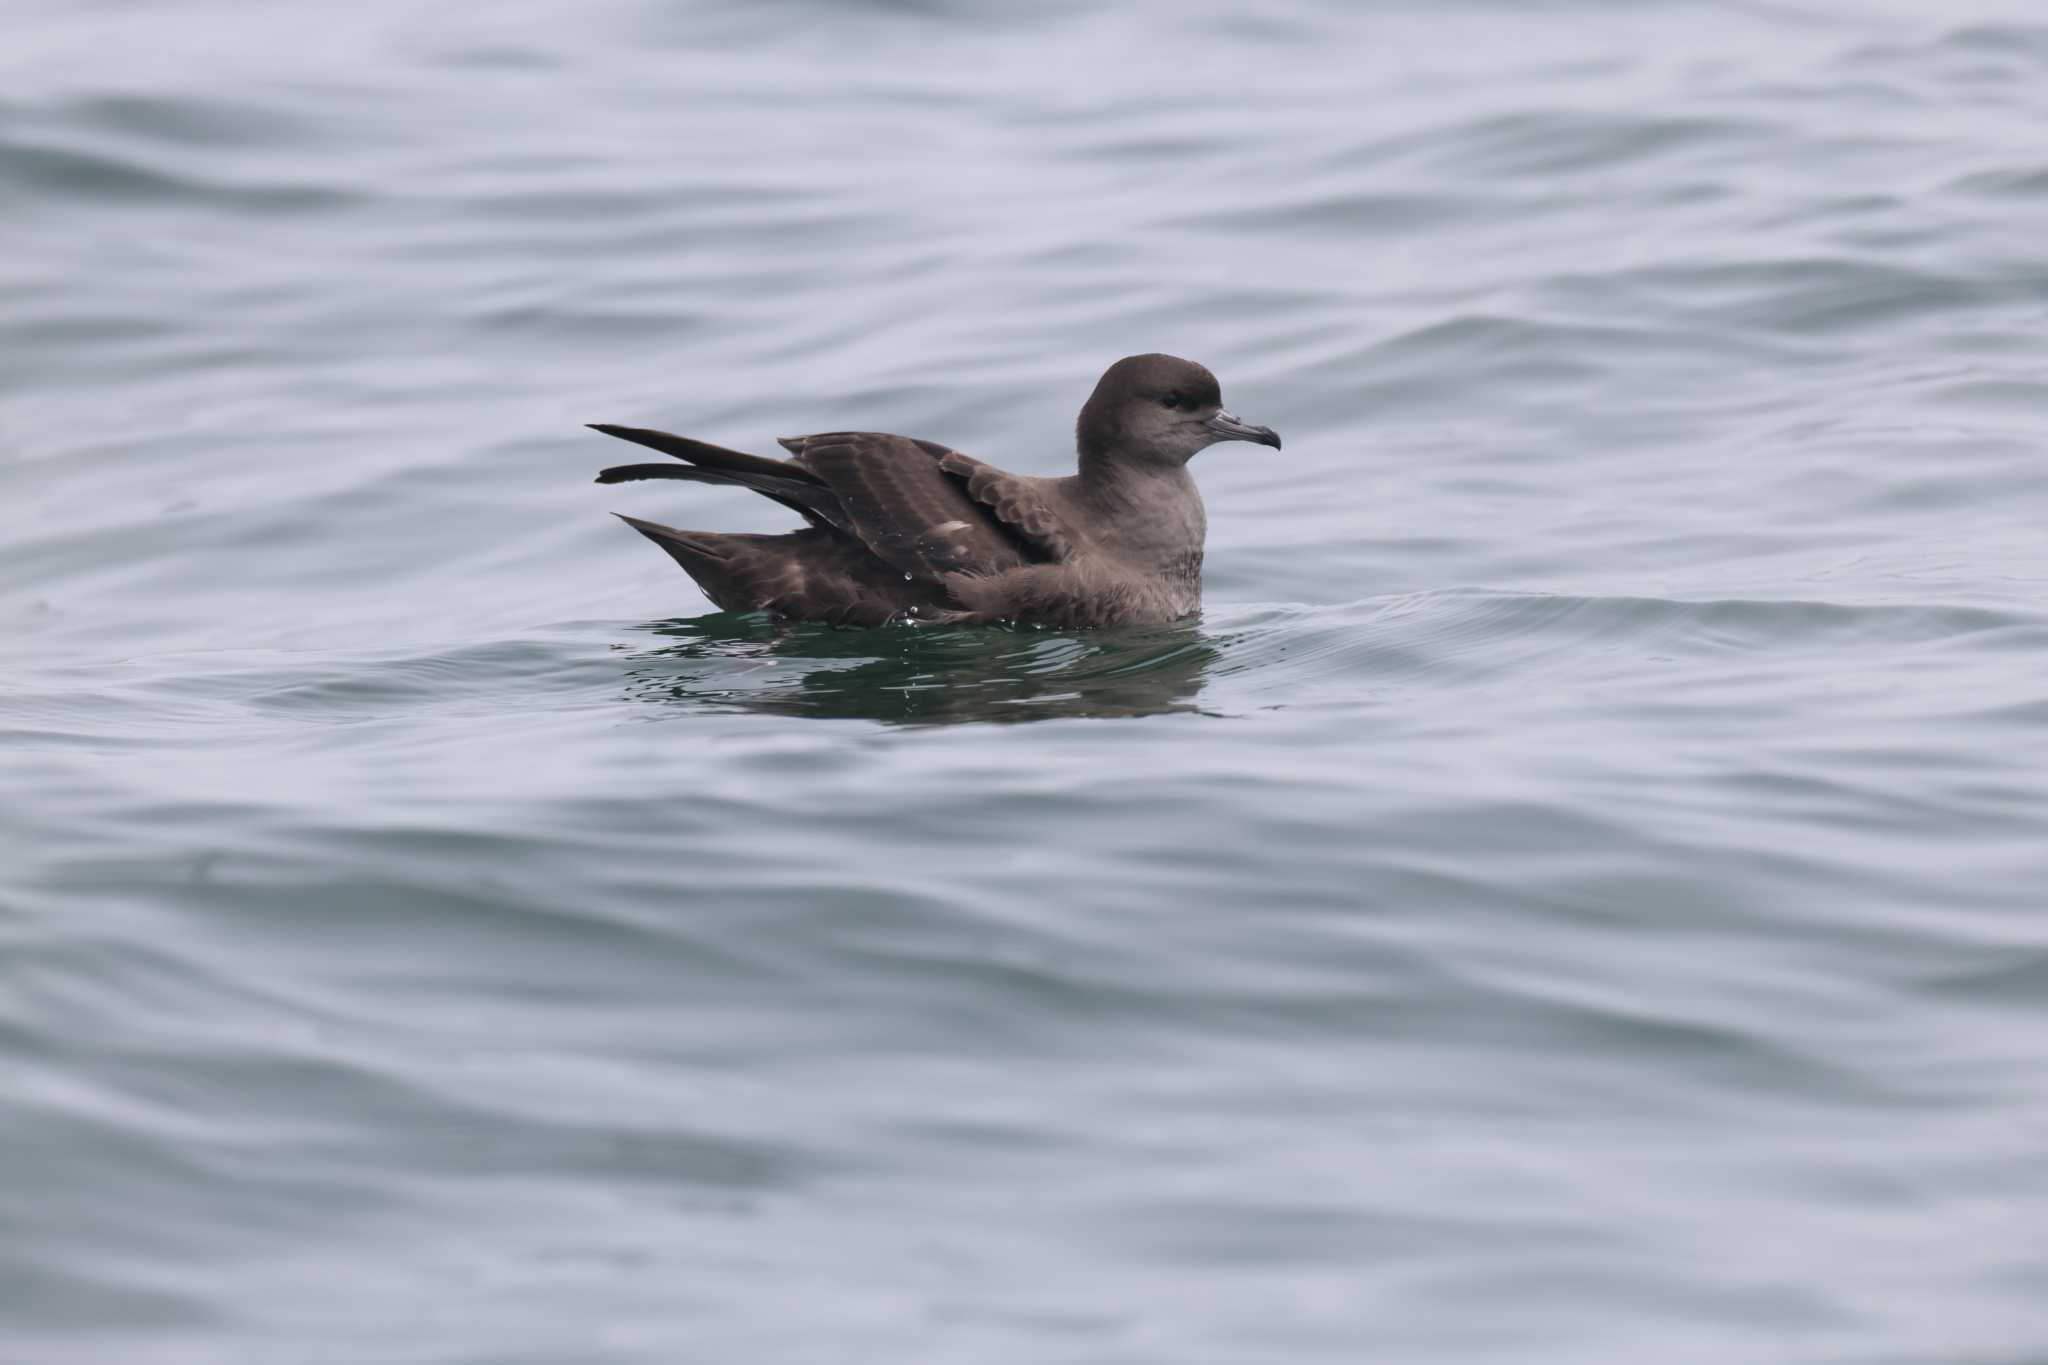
[903,573,913,581]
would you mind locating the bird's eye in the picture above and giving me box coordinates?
[1160,391,1183,410]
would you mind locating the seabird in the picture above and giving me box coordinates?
[592,353,1281,628]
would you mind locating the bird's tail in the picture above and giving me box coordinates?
[613,515,762,611]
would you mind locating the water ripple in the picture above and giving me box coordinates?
[8,0,2048,1360]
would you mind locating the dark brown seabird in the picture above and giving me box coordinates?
[591,353,1280,628]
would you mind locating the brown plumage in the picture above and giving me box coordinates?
[593,354,1281,628]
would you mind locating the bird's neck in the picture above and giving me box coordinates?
[1075,456,1207,576]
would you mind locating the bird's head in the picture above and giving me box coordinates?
[1076,353,1281,468]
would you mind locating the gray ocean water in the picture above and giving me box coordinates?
[6,1,2048,1360]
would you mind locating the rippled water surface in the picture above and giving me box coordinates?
[7,2,2048,1360]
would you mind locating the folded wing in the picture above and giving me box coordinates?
[778,432,1070,583]
[592,423,1075,589]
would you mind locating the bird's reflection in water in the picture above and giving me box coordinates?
[620,612,1218,724]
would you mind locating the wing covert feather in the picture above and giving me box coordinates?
[779,433,1037,582]
[937,451,1075,561]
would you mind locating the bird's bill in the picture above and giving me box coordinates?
[1204,409,1282,450]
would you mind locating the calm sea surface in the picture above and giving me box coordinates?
[6,1,2048,1360]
